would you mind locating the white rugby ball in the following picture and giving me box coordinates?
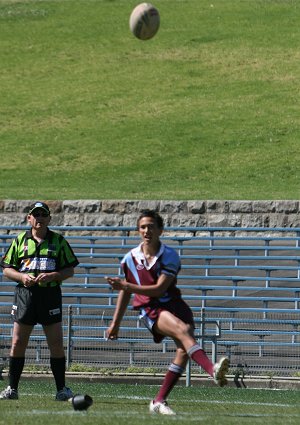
[129,3,160,40]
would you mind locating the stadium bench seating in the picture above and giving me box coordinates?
[1,224,300,381]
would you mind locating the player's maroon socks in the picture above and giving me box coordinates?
[154,363,184,403]
[187,344,214,376]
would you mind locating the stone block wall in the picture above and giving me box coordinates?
[0,200,300,229]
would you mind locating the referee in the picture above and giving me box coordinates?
[0,202,79,400]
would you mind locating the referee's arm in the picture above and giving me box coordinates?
[35,267,75,285]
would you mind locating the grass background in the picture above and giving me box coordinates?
[2,3,300,420]
[1,0,300,200]
[2,380,300,425]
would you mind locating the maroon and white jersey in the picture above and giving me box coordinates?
[121,243,182,309]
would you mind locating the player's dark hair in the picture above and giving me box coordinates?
[137,209,164,229]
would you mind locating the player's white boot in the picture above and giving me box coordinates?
[149,400,176,415]
[213,356,229,386]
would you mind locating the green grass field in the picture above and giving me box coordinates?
[1,380,300,425]
[1,0,300,200]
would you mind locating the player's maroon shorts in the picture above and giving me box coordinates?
[11,284,62,326]
[137,298,195,343]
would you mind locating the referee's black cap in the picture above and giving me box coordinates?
[28,202,50,215]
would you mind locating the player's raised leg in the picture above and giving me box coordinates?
[156,311,229,386]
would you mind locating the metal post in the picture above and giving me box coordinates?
[186,359,191,387]
[66,305,72,368]
[200,308,205,350]
[211,337,217,363]
[35,340,41,363]
[129,343,134,365]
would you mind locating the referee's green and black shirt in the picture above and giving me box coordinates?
[0,229,79,286]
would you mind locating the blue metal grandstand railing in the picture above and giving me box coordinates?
[1,225,300,381]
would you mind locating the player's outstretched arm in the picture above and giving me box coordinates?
[105,283,131,340]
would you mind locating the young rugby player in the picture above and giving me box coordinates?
[106,209,229,415]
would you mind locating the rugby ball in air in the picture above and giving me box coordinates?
[129,3,160,40]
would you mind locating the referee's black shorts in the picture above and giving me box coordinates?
[11,284,62,326]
